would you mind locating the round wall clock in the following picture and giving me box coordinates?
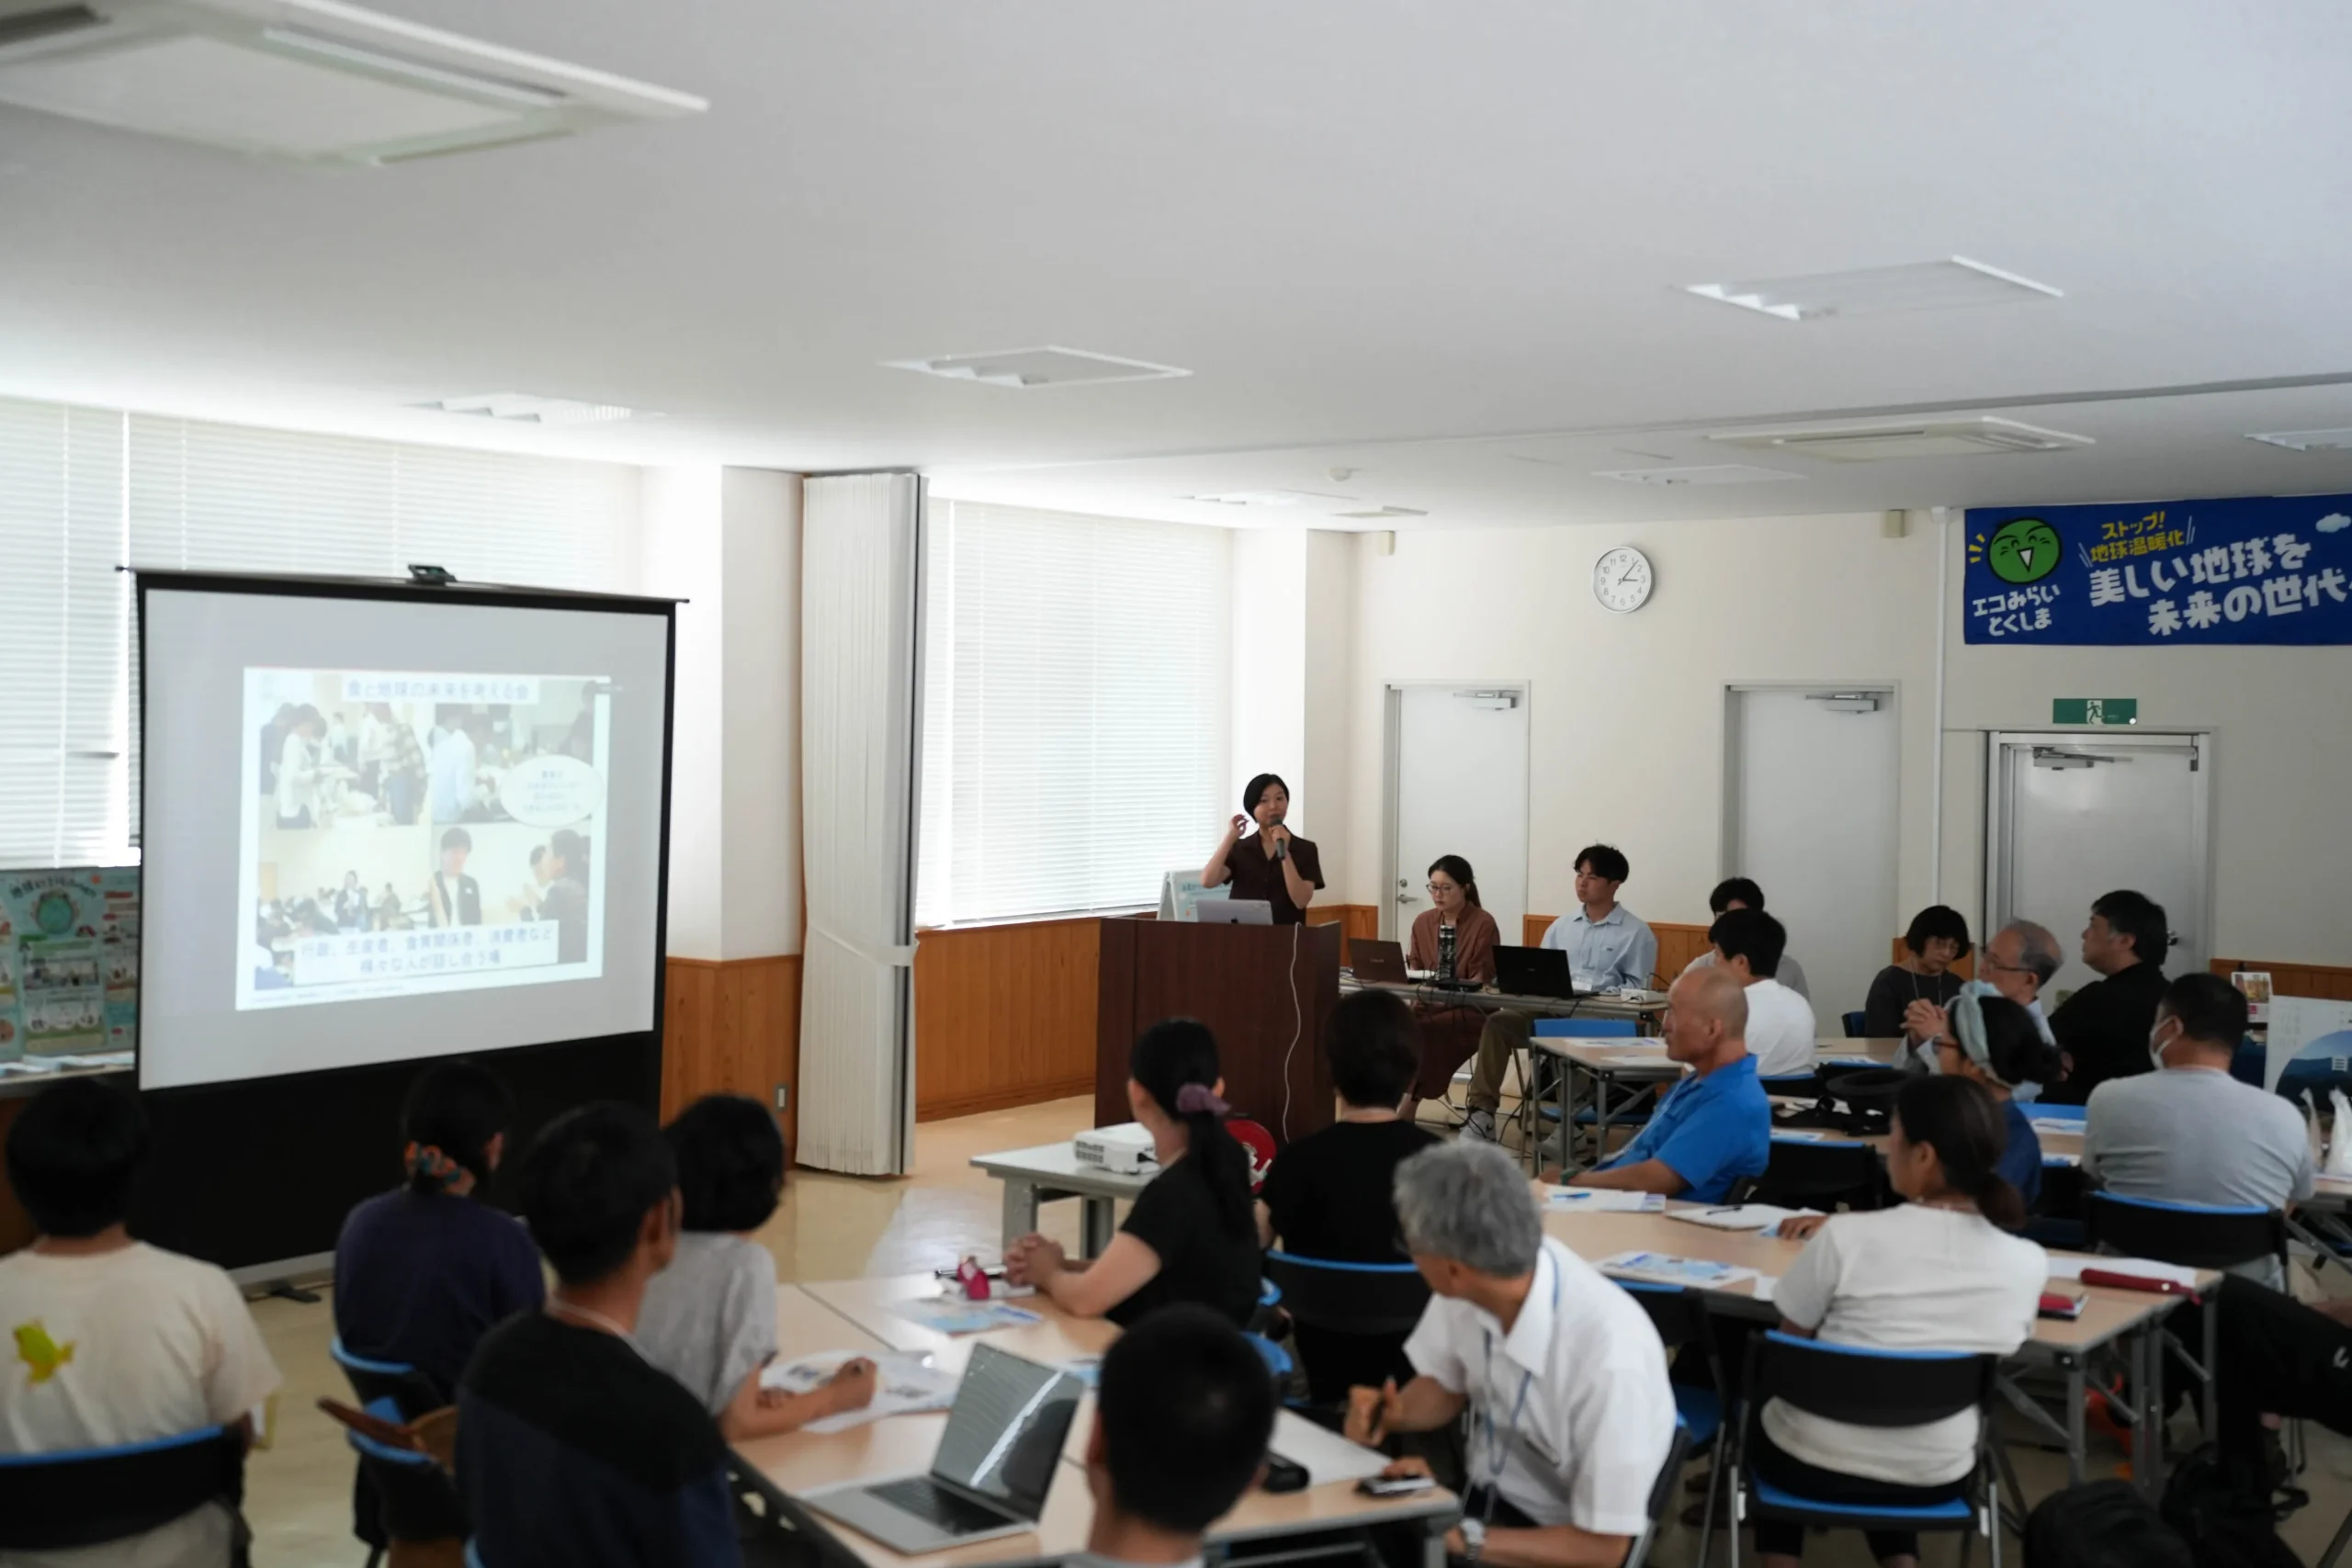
[1592,545,1655,613]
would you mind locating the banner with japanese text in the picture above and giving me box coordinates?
[1962,493,2352,645]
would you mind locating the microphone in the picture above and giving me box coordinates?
[1269,813,1287,862]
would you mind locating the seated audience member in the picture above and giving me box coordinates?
[1405,854,1501,1106]
[636,1095,876,1438]
[0,1078,282,1565]
[2044,890,2171,1105]
[1906,919,2062,1052]
[1765,1077,2046,1567]
[1932,992,2063,1213]
[1460,843,1657,1145]
[1346,1141,1674,1568]
[1709,908,1816,1079]
[1258,989,1439,1401]
[1081,1305,1276,1568]
[1567,965,1770,1201]
[458,1103,739,1568]
[1007,1020,1261,1325]
[1681,877,1811,1000]
[2081,972,2309,1284]
[2213,1277,2352,1513]
[1863,905,1972,1043]
[334,1060,544,1399]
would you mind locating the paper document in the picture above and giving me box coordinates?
[1270,1411,1391,1486]
[1598,1251,1757,1290]
[1667,1204,1821,1234]
[890,1299,1046,1336]
[2045,1255,2199,1289]
[761,1351,959,1433]
[1543,1187,1665,1213]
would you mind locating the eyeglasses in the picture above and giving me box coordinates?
[1425,883,1459,895]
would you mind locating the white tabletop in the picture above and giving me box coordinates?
[969,1141,1156,1198]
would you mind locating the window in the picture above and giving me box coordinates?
[0,395,636,866]
[918,501,1231,925]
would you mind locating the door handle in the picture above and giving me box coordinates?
[1396,893,1414,905]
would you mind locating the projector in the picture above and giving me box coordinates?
[1074,1122,1159,1175]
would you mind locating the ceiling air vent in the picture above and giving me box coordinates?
[411,393,643,424]
[2247,429,2352,453]
[1710,416,2091,463]
[1593,464,1804,486]
[1683,257,2062,321]
[887,346,1189,389]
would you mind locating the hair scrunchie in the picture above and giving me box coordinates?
[1173,1082,1230,1117]
[405,1141,460,1187]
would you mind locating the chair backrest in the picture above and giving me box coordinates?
[1747,1330,1994,1428]
[333,1336,447,1419]
[1532,1018,1638,1039]
[0,1424,246,1551]
[1749,1137,1882,1210]
[1262,1252,1432,1337]
[1758,1072,1823,1097]
[1841,1010,1867,1039]
[1614,1281,1720,1385]
[327,1396,470,1544]
[1623,1418,1694,1568]
[2085,1192,2287,1273]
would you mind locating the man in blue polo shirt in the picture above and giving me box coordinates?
[1564,965,1770,1202]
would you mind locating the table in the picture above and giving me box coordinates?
[1345,975,1668,1029]
[1538,1036,1908,1172]
[970,1142,1151,1258]
[1536,1203,2213,1498]
[743,1277,1457,1568]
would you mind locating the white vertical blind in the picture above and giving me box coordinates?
[916,501,1232,926]
[0,394,636,866]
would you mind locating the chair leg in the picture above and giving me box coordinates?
[2320,1501,2352,1568]
[1695,1428,1724,1568]
[364,1551,384,1568]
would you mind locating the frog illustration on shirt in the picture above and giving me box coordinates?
[13,1320,74,1384]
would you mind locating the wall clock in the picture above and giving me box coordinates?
[1592,545,1654,613]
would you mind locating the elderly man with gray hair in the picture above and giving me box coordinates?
[1906,920,2064,1087]
[1344,1141,1674,1568]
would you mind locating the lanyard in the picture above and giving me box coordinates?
[1475,1251,1561,1525]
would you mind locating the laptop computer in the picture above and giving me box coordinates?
[1194,898,1272,925]
[1351,937,1408,983]
[1493,944,1582,1000]
[801,1343,1084,1554]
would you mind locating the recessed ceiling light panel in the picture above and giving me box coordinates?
[412,393,644,424]
[1593,464,1805,487]
[1711,416,2091,462]
[1684,256,2062,322]
[0,0,706,165]
[888,346,1190,389]
[2247,428,2352,453]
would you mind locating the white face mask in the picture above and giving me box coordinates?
[2148,1017,2179,1071]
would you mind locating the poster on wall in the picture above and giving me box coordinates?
[0,867,140,1065]
[1963,492,2352,645]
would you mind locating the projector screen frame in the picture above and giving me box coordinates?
[129,569,680,1270]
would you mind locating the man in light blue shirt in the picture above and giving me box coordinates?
[1538,845,1657,993]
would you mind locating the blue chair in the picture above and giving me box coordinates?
[2085,1192,2286,1436]
[0,1424,247,1554]
[1750,1135,1882,1212]
[331,1339,460,1568]
[1528,1017,1654,1165]
[1626,1417,1696,1568]
[1618,1282,1729,1567]
[1264,1252,1433,1406]
[1245,1333,1295,1382]
[1841,1010,1868,1039]
[1728,1333,1999,1568]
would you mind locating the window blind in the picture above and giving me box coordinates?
[917,500,1231,926]
[0,395,636,867]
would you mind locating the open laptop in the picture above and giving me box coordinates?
[1350,937,1408,983]
[801,1344,1084,1554]
[1194,898,1272,925]
[1493,944,1582,1000]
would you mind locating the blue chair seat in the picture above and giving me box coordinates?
[1245,1334,1293,1381]
[1671,1385,1722,1445]
[2022,1102,2086,1123]
[1748,1477,1972,1523]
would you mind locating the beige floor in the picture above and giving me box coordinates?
[244,1095,2352,1567]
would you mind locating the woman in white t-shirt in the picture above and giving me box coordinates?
[1756,1076,2046,1567]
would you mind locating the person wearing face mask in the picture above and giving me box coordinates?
[1201,773,1322,924]
[2081,973,2311,1285]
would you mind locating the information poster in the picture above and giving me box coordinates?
[0,868,140,1062]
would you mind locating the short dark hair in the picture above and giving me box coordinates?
[1325,989,1421,1110]
[1709,877,1765,916]
[6,1077,149,1238]
[1709,908,1786,979]
[1574,843,1630,884]
[401,1059,514,1194]
[1903,904,1973,960]
[1097,1305,1275,1533]
[440,827,471,853]
[1242,773,1288,816]
[665,1094,787,1233]
[1894,1075,2024,1231]
[2091,890,2169,964]
[514,1103,677,1286]
[2159,972,2247,1051]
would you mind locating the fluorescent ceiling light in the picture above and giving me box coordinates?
[887,346,1190,389]
[412,393,643,424]
[1593,464,1804,487]
[2246,428,2352,453]
[0,0,706,165]
[1710,416,2091,462]
[1684,256,2062,322]
[1177,490,1395,516]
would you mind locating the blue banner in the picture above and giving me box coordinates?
[1962,493,2352,645]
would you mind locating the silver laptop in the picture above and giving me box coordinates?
[1194,898,1272,925]
[800,1344,1084,1554]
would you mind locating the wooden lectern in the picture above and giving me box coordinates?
[1094,919,1341,1146]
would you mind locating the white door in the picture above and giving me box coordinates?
[1389,685,1528,942]
[1724,688,1899,1023]
[1986,732,2208,1002]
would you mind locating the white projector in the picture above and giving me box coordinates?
[1074,1122,1159,1175]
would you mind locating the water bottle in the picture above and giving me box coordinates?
[1438,922,1457,984]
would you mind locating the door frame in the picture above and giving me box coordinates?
[1982,729,2211,970]
[1380,680,1532,942]
[1719,680,1904,881]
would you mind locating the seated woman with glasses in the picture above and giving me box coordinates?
[1403,854,1501,1109]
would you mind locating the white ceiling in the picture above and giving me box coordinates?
[6,0,2352,526]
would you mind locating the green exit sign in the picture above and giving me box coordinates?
[2052,697,2138,726]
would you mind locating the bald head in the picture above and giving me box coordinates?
[1663,964,1748,1071]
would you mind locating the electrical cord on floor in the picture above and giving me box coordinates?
[1279,920,1303,1141]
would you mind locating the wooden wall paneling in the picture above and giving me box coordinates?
[1520,915,1707,986]
[2211,959,2352,1002]
[662,955,802,1151]
[914,917,1102,1122]
[1306,903,1379,964]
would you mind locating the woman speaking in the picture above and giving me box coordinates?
[1202,773,1323,924]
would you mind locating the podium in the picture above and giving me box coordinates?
[1094,919,1342,1147]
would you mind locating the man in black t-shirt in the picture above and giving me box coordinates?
[1259,990,1437,1401]
[458,1102,739,1568]
[2046,890,2171,1106]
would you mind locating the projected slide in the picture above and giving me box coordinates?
[238,671,609,1010]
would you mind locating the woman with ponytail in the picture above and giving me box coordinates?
[1935,991,2063,1215]
[1753,1075,2045,1567]
[1006,1019,1261,1326]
